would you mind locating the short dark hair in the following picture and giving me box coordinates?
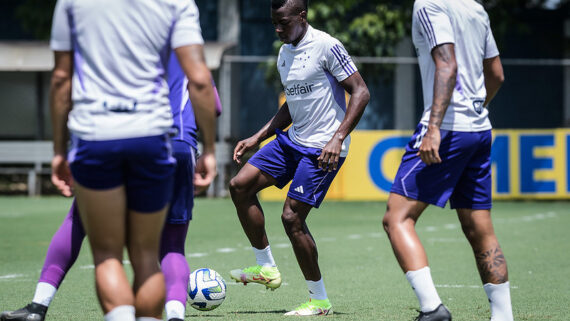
[271,0,308,12]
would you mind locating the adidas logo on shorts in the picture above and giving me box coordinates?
[294,185,304,194]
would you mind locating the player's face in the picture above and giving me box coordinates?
[271,6,306,45]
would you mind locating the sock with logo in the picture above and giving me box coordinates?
[484,282,513,321]
[253,245,276,267]
[406,266,442,313]
[306,278,328,300]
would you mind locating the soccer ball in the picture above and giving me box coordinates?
[188,268,227,311]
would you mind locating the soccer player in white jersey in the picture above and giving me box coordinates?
[228,0,369,316]
[49,1,217,321]
[382,0,512,320]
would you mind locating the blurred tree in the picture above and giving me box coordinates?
[264,0,413,90]
[263,0,559,88]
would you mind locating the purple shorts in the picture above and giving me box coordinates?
[390,124,492,209]
[69,134,176,213]
[167,140,196,224]
[248,130,345,208]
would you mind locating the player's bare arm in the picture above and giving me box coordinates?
[418,43,457,165]
[50,51,73,197]
[233,102,292,164]
[318,71,369,172]
[175,44,218,192]
[483,55,504,107]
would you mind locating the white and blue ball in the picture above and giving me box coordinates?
[188,268,226,311]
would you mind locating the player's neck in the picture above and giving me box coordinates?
[291,23,309,47]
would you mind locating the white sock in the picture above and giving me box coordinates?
[253,245,276,267]
[306,278,328,300]
[135,318,162,321]
[406,266,442,313]
[484,282,513,321]
[104,305,135,321]
[165,300,185,320]
[31,282,57,307]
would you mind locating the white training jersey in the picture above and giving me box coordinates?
[277,26,357,157]
[412,0,499,132]
[50,0,204,141]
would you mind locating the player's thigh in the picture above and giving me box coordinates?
[127,207,168,253]
[243,139,296,189]
[74,182,127,261]
[384,192,429,225]
[283,196,313,223]
[232,162,279,192]
[286,155,345,209]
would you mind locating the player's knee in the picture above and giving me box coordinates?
[381,214,392,234]
[229,176,246,198]
[281,209,301,232]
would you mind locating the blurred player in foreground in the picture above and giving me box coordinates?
[0,51,221,321]
[382,0,513,320]
[46,0,217,320]
[229,0,369,316]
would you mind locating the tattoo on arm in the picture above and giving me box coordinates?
[475,246,508,284]
[429,44,456,128]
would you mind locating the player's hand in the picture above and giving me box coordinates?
[417,126,442,165]
[318,136,342,172]
[233,136,259,165]
[194,151,217,195]
[51,154,73,197]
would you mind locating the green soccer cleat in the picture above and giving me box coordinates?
[284,299,333,316]
[229,265,282,290]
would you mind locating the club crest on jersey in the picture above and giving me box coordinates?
[284,83,314,96]
[472,99,485,114]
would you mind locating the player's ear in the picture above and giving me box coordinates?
[299,10,307,21]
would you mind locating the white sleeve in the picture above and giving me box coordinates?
[324,38,357,82]
[171,0,204,49]
[50,0,72,51]
[484,22,499,59]
[413,0,454,50]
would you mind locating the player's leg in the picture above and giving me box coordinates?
[229,138,294,289]
[126,207,168,320]
[160,140,193,321]
[229,163,278,249]
[384,125,468,320]
[229,163,282,288]
[282,197,333,316]
[457,209,513,321]
[124,134,175,320]
[282,153,345,316]
[281,197,316,279]
[382,194,450,319]
[160,223,190,321]
[451,129,512,321]
[0,201,85,321]
[383,193,429,271]
[74,183,136,321]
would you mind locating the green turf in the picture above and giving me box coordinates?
[0,197,568,320]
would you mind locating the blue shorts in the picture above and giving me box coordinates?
[390,124,492,209]
[248,130,345,208]
[69,134,176,213]
[167,140,196,224]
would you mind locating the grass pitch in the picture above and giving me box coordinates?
[0,197,568,320]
